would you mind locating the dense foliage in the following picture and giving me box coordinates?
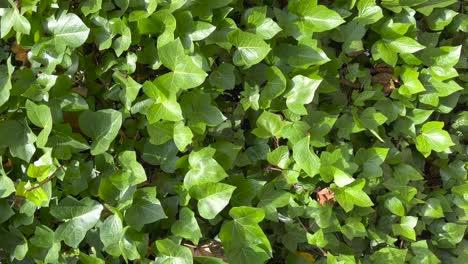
[0,0,467,263]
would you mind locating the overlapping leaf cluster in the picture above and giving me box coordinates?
[0,0,467,263]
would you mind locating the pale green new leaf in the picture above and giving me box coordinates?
[386,36,426,54]
[47,13,90,48]
[332,179,374,212]
[184,147,227,188]
[173,122,193,152]
[285,75,322,115]
[190,182,236,220]
[416,121,454,157]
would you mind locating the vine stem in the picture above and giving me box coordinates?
[27,164,65,192]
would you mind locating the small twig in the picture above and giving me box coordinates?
[27,164,64,192]
[183,243,198,249]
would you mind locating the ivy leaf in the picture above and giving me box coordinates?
[416,121,454,157]
[209,63,236,90]
[80,0,102,16]
[109,151,147,189]
[155,239,193,264]
[143,82,184,123]
[100,214,140,260]
[46,13,90,48]
[332,179,374,212]
[113,71,141,110]
[294,5,345,32]
[0,57,14,107]
[370,248,407,263]
[171,207,202,244]
[78,109,123,155]
[252,111,286,138]
[124,187,167,231]
[173,122,193,152]
[184,147,227,188]
[25,100,52,147]
[386,36,426,54]
[399,67,425,96]
[228,29,271,68]
[355,0,384,24]
[50,197,103,248]
[0,7,30,38]
[392,216,418,241]
[429,221,466,248]
[285,75,322,115]
[220,207,272,264]
[190,182,236,220]
[420,198,445,218]
[372,40,398,66]
[293,136,320,177]
[409,240,441,264]
[385,197,405,216]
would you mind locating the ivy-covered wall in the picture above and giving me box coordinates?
[0,0,467,263]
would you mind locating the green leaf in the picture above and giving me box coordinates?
[370,248,407,263]
[174,122,193,152]
[184,147,227,188]
[190,182,236,220]
[386,36,426,54]
[372,40,398,66]
[0,7,30,38]
[292,136,320,177]
[332,179,374,212]
[355,0,384,24]
[294,5,345,32]
[220,207,272,264]
[209,63,236,90]
[399,67,425,96]
[80,0,102,16]
[416,121,454,157]
[113,71,141,110]
[78,109,123,155]
[155,239,193,264]
[285,75,322,115]
[25,100,52,147]
[171,207,202,244]
[100,214,140,260]
[426,9,458,31]
[392,216,418,241]
[267,146,290,169]
[420,198,444,218]
[109,151,147,189]
[0,57,14,107]
[385,197,405,216]
[0,158,15,198]
[50,197,103,248]
[409,240,441,264]
[47,13,90,48]
[252,111,286,138]
[259,66,287,108]
[228,29,271,68]
[143,82,184,122]
[429,221,466,248]
[124,187,167,231]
